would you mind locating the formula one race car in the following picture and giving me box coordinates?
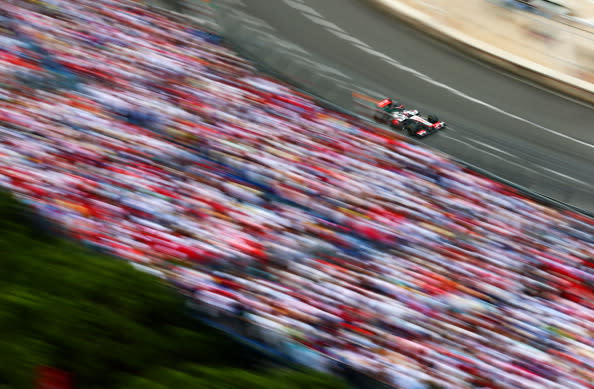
[373,98,446,138]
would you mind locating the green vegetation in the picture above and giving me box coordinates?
[0,191,347,389]
[118,366,346,389]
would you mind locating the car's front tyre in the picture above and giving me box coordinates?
[404,123,415,136]
[427,115,439,124]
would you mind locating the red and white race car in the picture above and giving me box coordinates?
[373,98,446,138]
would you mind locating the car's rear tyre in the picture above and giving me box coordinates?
[427,115,439,124]
[374,110,388,122]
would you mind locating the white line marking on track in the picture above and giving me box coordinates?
[452,44,593,110]
[440,134,539,171]
[301,13,347,32]
[441,134,594,187]
[468,139,515,157]
[283,0,323,17]
[326,29,370,47]
[540,167,593,187]
[292,1,594,149]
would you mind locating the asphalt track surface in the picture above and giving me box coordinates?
[215,0,594,213]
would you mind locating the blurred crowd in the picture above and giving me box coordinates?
[0,1,593,388]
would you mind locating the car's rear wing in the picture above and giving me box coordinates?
[376,98,393,108]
